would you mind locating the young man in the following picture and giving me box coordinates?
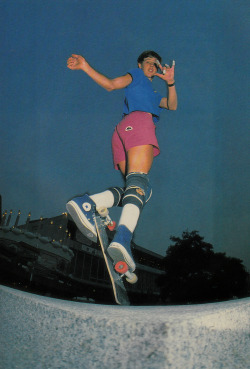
[66,50,177,271]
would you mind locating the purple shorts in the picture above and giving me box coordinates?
[111,111,160,170]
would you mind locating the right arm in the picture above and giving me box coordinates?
[67,54,132,91]
[156,61,177,110]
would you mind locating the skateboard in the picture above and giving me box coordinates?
[93,206,138,305]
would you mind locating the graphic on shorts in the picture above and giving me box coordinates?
[125,126,133,131]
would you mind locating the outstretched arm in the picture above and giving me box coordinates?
[155,61,177,110]
[67,54,132,91]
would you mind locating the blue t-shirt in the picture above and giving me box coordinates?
[123,68,163,123]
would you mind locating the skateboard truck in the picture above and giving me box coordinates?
[115,261,138,284]
[97,207,116,231]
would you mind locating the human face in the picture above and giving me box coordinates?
[138,57,158,80]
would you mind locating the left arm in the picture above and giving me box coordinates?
[156,61,178,110]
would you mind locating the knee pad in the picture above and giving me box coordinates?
[108,187,124,207]
[145,183,152,203]
[122,172,151,210]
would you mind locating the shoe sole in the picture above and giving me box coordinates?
[66,201,97,241]
[108,243,136,272]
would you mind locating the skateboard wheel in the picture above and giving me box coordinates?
[115,261,128,274]
[107,221,116,231]
[97,207,108,217]
[126,273,138,284]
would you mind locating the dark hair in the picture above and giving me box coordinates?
[137,50,162,64]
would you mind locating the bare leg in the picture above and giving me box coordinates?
[118,160,126,176]
[118,144,154,176]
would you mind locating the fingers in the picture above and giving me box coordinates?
[163,60,175,74]
[67,54,79,68]
[155,59,175,74]
[67,54,86,71]
[67,57,75,65]
[155,59,175,81]
[67,57,77,70]
[156,59,163,72]
[68,55,78,62]
[163,65,169,75]
[71,54,81,61]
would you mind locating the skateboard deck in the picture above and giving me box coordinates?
[93,213,130,306]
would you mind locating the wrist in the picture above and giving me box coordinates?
[167,81,175,87]
[82,63,90,72]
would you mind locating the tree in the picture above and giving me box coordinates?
[208,252,249,300]
[157,230,249,304]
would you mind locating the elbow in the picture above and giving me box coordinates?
[105,87,114,92]
[105,80,116,92]
[169,100,178,110]
[168,104,177,111]
[170,105,177,111]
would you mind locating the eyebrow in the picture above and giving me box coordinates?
[144,58,157,63]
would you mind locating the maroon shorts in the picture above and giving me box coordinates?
[111,111,160,170]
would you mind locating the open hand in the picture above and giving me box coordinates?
[155,60,175,84]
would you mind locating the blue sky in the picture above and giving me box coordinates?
[1,0,249,270]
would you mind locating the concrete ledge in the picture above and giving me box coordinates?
[0,285,249,369]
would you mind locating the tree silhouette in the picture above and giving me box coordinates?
[157,230,249,304]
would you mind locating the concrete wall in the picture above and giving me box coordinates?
[0,285,249,369]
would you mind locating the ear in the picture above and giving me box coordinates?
[138,63,142,69]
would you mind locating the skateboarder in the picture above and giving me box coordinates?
[66,50,177,273]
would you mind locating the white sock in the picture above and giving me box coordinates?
[118,204,140,233]
[90,190,114,209]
